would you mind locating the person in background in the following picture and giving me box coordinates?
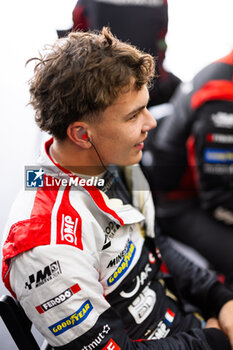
[68,0,181,106]
[143,50,233,285]
[2,28,233,350]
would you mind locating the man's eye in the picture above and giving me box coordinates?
[129,114,137,120]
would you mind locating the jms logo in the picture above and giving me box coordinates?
[61,215,78,244]
[25,261,61,290]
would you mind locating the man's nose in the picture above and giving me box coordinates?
[142,108,157,133]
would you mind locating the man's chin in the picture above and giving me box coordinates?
[124,153,142,166]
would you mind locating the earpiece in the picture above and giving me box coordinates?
[76,126,109,172]
[77,127,89,141]
[82,133,88,141]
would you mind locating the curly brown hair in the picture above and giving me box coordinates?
[27,27,155,140]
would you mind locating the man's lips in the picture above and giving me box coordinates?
[134,132,148,150]
[134,137,147,150]
[134,142,144,150]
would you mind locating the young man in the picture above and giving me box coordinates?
[2,28,233,350]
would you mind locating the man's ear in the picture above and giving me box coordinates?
[67,122,92,149]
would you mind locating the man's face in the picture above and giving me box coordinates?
[89,82,156,167]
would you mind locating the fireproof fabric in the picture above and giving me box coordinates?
[2,138,233,349]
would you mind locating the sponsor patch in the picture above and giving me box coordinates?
[206,133,233,144]
[81,325,111,350]
[60,214,79,245]
[25,261,61,290]
[49,300,93,336]
[211,112,233,128]
[102,339,121,350]
[128,285,156,324]
[120,263,152,298]
[107,239,130,268]
[56,187,83,249]
[204,148,233,163]
[35,283,81,314]
[148,308,175,340]
[148,320,170,339]
[107,241,136,286]
[204,163,233,175]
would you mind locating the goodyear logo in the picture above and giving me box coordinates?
[107,241,136,286]
[49,300,93,336]
[204,148,233,164]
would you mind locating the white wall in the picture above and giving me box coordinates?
[165,0,233,81]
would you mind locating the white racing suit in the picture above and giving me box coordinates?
[2,138,233,350]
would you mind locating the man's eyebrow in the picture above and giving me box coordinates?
[124,99,150,118]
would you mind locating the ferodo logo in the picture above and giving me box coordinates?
[107,241,136,286]
[35,283,81,314]
[49,300,93,336]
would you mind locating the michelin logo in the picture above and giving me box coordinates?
[107,241,136,286]
[49,300,93,336]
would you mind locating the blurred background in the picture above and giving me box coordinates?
[0,0,232,348]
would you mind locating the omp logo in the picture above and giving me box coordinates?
[35,283,81,314]
[204,148,233,163]
[81,324,110,350]
[107,239,130,268]
[102,221,120,250]
[120,263,152,298]
[25,261,61,290]
[102,339,121,350]
[49,300,93,336]
[107,241,136,286]
[61,215,79,245]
